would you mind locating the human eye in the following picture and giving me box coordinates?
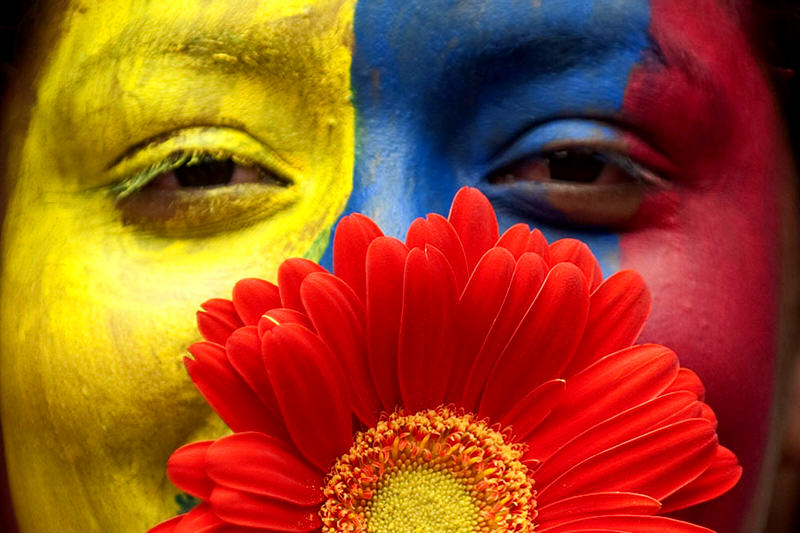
[104,127,297,237]
[484,119,674,229]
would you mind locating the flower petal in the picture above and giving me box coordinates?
[406,213,469,289]
[538,515,713,533]
[333,213,384,302]
[226,326,283,422]
[366,236,409,412]
[257,308,313,337]
[538,419,718,505]
[447,186,499,272]
[524,228,550,260]
[548,238,603,290]
[185,342,285,435]
[496,223,530,259]
[174,503,227,533]
[525,344,680,461]
[664,367,706,400]
[480,262,589,420]
[535,392,698,490]
[210,487,321,531]
[197,299,243,345]
[444,247,516,404]
[167,440,214,499]
[564,270,651,377]
[278,258,327,313]
[659,445,742,513]
[301,272,381,426]
[262,323,352,471]
[398,245,459,413]
[232,278,282,326]
[461,252,547,411]
[500,379,566,441]
[537,492,660,529]
[206,432,324,506]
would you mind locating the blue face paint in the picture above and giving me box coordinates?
[321,0,651,277]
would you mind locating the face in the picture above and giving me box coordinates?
[1,1,795,532]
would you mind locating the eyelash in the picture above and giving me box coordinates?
[109,149,287,200]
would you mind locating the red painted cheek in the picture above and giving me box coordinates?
[620,1,785,531]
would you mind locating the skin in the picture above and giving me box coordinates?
[1,0,354,531]
[1,0,797,532]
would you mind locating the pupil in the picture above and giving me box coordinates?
[547,151,605,183]
[174,156,235,187]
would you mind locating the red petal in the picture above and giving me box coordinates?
[210,487,321,531]
[226,326,282,421]
[480,262,589,420]
[548,238,603,290]
[699,403,718,428]
[406,213,469,289]
[664,367,706,400]
[333,213,383,302]
[185,342,285,435]
[538,515,713,533]
[447,187,499,272]
[660,445,742,513]
[206,432,324,506]
[167,441,214,499]
[461,252,547,411]
[537,492,660,529]
[173,504,227,533]
[500,379,566,441]
[535,392,698,490]
[262,324,352,471]
[564,270,651,377]
[525,228,551,262]
[444,247,516,403]
[197,299,243,345]
[232,278,282,325]
[398,245,459,413]
[525,344,680,461]
[301,272,381,426]
[278,259,326,312]
[257,308,313,337]
[538,419,718,505]
[496,223,532,259]
[366,237,409,412]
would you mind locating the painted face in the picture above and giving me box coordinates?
[341,1,797,532]
[0,1,795,533]
[0,0,355,531]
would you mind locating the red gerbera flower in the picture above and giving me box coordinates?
[151,187,741,533]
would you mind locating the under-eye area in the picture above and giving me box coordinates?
[486,143,672,230]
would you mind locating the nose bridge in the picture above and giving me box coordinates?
[346,112,459,239]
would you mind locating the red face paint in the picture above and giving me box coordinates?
[622,1,793,530]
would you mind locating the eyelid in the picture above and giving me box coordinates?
[103,126,298,198]
[488,118,678,181]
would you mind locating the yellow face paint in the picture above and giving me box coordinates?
[0,0,355,531]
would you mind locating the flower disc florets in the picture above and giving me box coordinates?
[320,407,535,533]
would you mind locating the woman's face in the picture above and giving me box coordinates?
[1,0,796,532]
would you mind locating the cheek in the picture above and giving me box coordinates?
[618,0,787,529]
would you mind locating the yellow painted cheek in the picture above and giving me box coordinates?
[0,0,356,532]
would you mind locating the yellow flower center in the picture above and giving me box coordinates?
[320,407,536,532]
[367,463,478,533]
